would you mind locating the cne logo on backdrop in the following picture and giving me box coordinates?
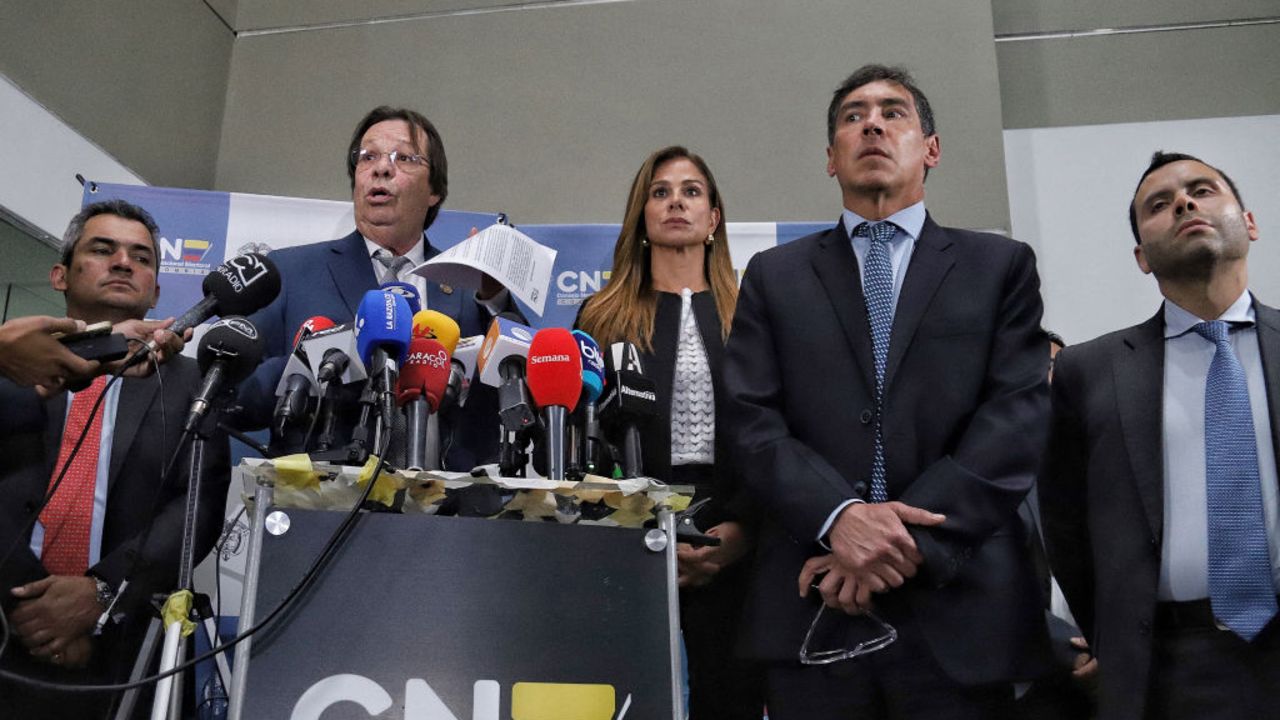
[81,183,232,317]
[159,234,221,277]
[291,676,632,720]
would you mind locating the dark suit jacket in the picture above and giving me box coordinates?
[722,215,1053,685]
[238,230,503,470]
[579,290,755,528]
[0,357,230,710]
[1040,299,1280,720]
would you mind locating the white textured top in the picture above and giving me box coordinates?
[670,288,716,465]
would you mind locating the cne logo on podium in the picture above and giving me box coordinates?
[291,676,632,720]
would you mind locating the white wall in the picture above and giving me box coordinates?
[1004,114,1280,345]
[0,74,144,243]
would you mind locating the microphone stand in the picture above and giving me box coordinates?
[499,424,535,478]
[313,383,339,452]
[621,422,643,479]
[404,398,429,471]
[543,405,568,481]
[115,391,225,720]
[311,382,375,467]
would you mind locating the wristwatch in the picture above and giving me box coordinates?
[92,576,117,611]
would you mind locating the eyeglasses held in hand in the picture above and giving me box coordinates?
[798,580,897,665]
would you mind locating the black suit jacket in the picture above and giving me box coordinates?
[238,230,509,470]
[1040,299,1280,720]
[723,215,1053,685]
[0,357,230,697]
[580,290,755,528]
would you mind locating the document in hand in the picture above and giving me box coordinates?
[411,224,557,316]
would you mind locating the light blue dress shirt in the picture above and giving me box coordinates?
[30,379,121,568]
[1158,291,1280,600]
[819,202,926,541]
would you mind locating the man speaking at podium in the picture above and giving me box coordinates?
[723,65,1052,718]
[0,200,231,718]
[239,105,516,470]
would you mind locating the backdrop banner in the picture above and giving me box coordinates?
[84,181,831,329]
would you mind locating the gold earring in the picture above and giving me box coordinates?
[705,233,714,245]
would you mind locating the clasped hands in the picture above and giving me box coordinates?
[8,576,103,669]
[799,501,945,615]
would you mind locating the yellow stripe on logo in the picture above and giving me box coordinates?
[184,239,210,249]
[511,682,615,720]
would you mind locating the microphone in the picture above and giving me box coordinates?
[381,281,423,315]
[525,328,583,481]
[447,335,482,408]
[600,341,658,478]
[354,290,413,429]
[273,317,333,436]
[476,314,535,388]
[305,323,365,385]
[127,253,279,369]
[478,315,537,476]
[296,322,367,454]
[292,315,337,349]
[413,310,469,409]
[174,253,281,335]
[571,330,606,476]
[411,310,461,352]
[186,317,265,433]
[398,338,452,470]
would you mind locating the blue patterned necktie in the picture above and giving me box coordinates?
[1193,320,1277,641]
[856,221,897,503]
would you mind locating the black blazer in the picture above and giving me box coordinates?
[581,290,753,528]
[0,357,231,687]
[723,215,1053,684]
[1040,300,1280,720]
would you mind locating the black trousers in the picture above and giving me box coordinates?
[672,463,764,720]
[1146,617,1280,720]
[681,561,763,720]
[765,611,1015,720]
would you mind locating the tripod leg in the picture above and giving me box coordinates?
[113,614,164,720]
[150,619,184,720]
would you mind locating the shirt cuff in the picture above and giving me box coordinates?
[816,498,863,549]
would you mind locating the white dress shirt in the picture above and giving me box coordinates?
[1158,291,1280,600]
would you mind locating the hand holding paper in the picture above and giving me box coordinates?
[412,224,557,316]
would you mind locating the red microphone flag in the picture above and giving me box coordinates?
[398,337,451,412]
[525,328,583,410]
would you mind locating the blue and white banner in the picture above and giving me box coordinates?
[84,182,831,330]
[80,181,834,628]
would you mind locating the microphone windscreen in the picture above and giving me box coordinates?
[412,309,461,353]
[201,253,281,317]
[293,315,337,349]
[355,290,412,366]
[198,316,265,383]
[571,329,605,404]
[380,281,422,315]
[526,328,583,410]
[399,338,451,411]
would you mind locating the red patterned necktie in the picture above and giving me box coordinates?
[40,374,109,576]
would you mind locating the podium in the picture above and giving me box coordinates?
[228,461,686,719]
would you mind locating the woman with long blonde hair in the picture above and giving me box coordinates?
[578,145,761,719]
